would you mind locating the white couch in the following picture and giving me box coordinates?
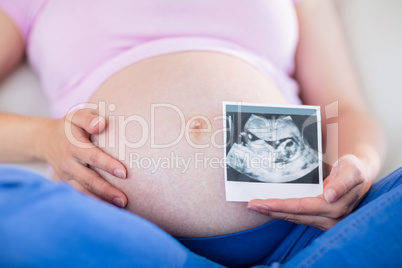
[0,0,401,179]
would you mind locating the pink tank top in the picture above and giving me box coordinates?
[0,0,301,118]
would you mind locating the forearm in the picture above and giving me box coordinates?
[324,109,386,181]
[0,113,53,162]
[295,0,386,180]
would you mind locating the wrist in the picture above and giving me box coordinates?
[31,117,58,162]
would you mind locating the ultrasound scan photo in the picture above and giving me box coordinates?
[223,102,323,201]
[226,112,319,183]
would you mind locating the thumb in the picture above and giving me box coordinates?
[67,109,106,135]
[324,155,366,204]
[323,169,363,204]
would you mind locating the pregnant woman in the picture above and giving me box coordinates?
[1,1,399,267]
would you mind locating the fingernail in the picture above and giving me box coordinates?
[324,188,337,203]
[257,203,272,211]
[113,169,126,179]
[247,206,259,212]
[112,197,125,208]
[90,116,103,129]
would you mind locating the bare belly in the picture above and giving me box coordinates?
[88,51,290,238]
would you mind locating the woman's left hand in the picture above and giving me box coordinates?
[247,155,373,230]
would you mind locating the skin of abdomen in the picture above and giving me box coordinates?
[89,51,290,238]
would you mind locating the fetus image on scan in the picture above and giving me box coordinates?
[226,114,319,183]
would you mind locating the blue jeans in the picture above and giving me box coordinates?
[264,167,402,268]
[0,165,401,267]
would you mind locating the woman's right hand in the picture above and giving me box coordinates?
[41,109,128,208]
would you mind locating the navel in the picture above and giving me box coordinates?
[185,116,212,148]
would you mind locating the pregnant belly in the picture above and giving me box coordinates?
[88,51,290,238]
